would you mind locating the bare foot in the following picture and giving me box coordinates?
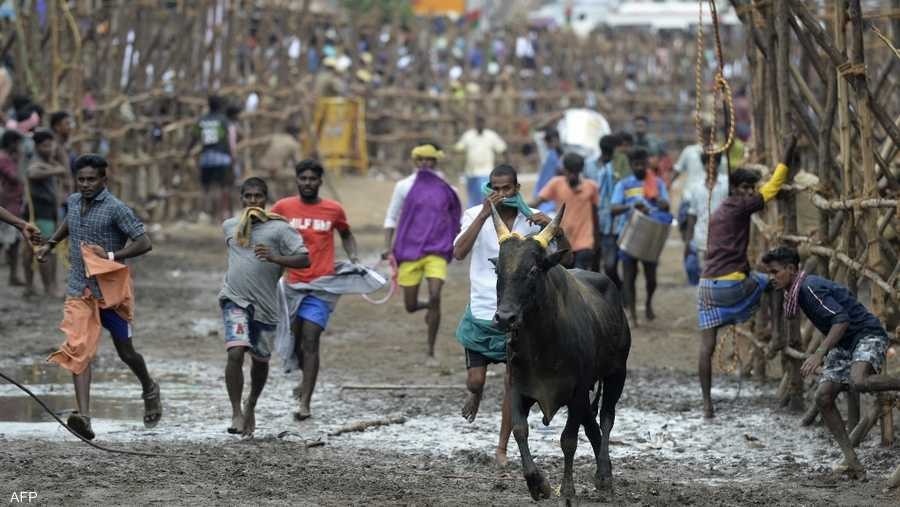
[461,391,482,423]
[294,400,311,421]
[242,400,256,437]
[228,414,244,434]
[703,402,715,419]
[832,458,866,480]
[645,305,656,321]
[495,448,509,467]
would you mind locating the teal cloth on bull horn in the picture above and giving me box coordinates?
[455,305,507,361]
[481,181,533,218]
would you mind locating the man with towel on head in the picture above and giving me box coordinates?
[383,143,461,364]
[697,135,796,418]
[219,177,309,437]
[452,164,555,466]
[36,154,159,440]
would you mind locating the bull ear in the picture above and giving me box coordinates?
[539,248,569,271]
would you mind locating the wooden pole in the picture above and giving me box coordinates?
[834,0,857,293]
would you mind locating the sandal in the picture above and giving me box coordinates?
[142,381,163,428]
[67,413,95,441]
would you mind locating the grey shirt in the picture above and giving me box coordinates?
[218,217,307,325]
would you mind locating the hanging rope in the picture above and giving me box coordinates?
[694,0,736,160]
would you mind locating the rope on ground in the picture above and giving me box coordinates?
[0,369,171,458]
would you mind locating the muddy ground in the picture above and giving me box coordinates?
[1,176,898,505]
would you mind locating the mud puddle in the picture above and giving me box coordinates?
[3,358,884,483]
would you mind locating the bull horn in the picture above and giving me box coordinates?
[491,203,513,243]
[533,203,565,248]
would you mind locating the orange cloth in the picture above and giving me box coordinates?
[47,245,134,374]
[642,170,660,200]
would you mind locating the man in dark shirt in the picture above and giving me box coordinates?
[764,246,896,478]
[186,95,232,223]
[697,136,795,418]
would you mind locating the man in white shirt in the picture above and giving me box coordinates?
[683,170,729,267]
[452,164,549,466]
[454,116,507,207]
[673,127,728,240]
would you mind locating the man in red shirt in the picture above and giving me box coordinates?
[271,159,359,420]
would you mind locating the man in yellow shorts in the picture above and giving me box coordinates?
[383,143,462,362]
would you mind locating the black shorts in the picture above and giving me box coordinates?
[200,164,230,188]
[465,348,505,369]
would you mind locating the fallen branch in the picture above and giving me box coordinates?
[328,415,407,437]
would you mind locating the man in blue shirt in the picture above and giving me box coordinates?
[610,148,670,324]
[763,246,897,479]
[533,128,562,214]
[584,134,621,285]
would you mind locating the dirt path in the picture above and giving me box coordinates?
[1,176,898,505]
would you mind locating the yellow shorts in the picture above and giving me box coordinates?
[397,255,448,287]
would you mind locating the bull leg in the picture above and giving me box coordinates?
[560,394,588,504]
[597,369,626,488]
[582,408,605,491]
[511,392,551,500]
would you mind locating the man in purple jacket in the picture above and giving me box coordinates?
[383,143,462,363]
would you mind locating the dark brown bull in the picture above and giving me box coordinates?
[491,204,631,503]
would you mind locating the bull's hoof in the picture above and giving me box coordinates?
[560,479,578,506]
[594,471,613,491]
[525,470,552,500]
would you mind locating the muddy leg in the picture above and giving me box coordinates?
[511,392,551,500]
[243,357,269,437]
[424,278,443,359]
[816,381,864,477]
[73,364,92,417]
[113,339,154,392]
[597,370,626,488]
[462,365,485,423]
[225,347,246,433]
[583,409,605,490]
[496,367,512,466]
[698,327,718,418]
[621,257,638,324]
[846,391,860,435]
[643,260,657,321]
[560,395,586,504]
[295,319,323,420]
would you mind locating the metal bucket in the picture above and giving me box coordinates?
[617,211,670,263]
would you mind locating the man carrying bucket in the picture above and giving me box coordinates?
[610,148,671,325]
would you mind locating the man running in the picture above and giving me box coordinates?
[220,177,309,437]
[698,136,795,418]
[0,130,26,286]
[763,246,897,478]
[383,144,461,363]
[186,95,232,222]
[271,159,360,420]
[453,164,551,466]
[36,154,160,440]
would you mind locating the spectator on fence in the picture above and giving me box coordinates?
[763,246,897,479]
[0,130,25,286]
[454,116,507,207]
[186,95,233,224]
[23,129,67,297]
[697,136,796,419]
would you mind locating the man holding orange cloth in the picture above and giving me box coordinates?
[37,154,159,440]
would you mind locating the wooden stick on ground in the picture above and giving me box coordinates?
[328,415,407,437]
[340,384,467,391]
